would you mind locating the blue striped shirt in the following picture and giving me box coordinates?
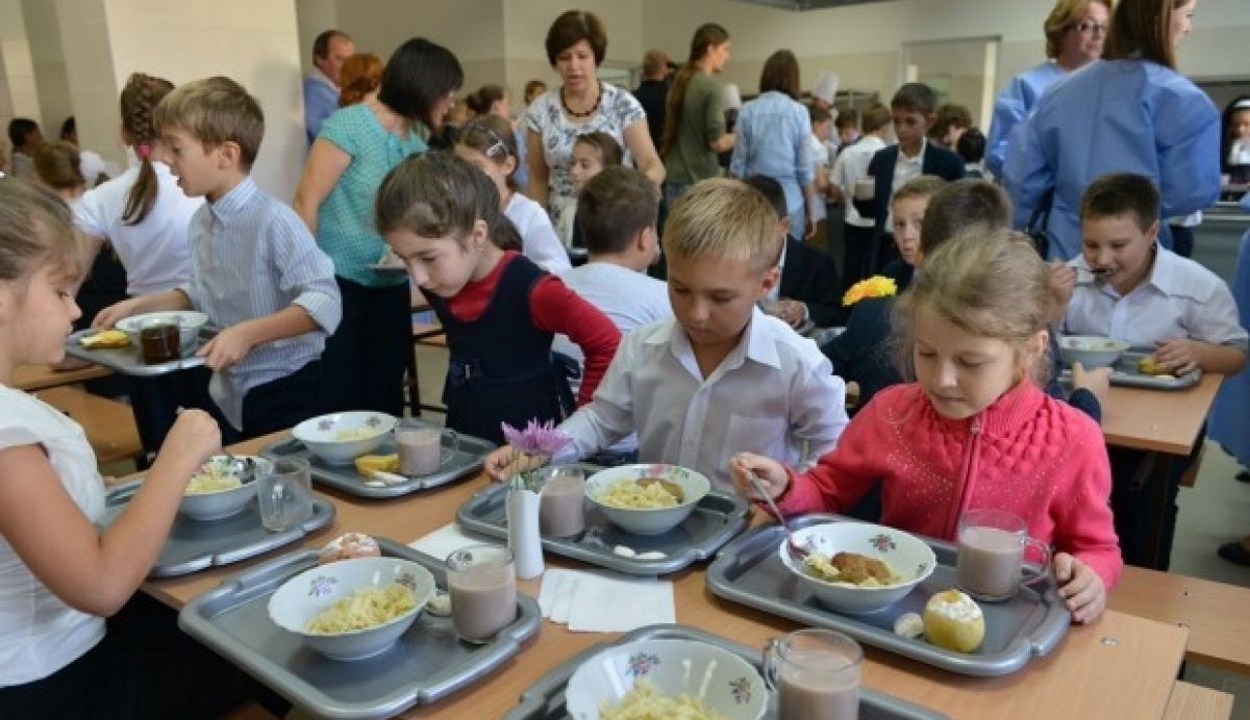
[730,90,815,218]
[184,176,341,427]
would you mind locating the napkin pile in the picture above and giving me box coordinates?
[539,569,675,632]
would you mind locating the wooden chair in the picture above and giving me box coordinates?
[37,385,146,468]
[407,319,447,416]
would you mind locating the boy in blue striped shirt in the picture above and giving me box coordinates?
[96,76,342,442]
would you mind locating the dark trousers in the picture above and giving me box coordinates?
[0,593,287,720]
[1170,224,1195,259]
[320,278,410,417]
[1108,425,1205,570]
[841,223,875,286]
[129,367,215,456]
[220,359,326,445]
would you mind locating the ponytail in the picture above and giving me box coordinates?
[120,73,175,225]
[660,23,729,159]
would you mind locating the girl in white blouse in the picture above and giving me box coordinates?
[0,180,261,719]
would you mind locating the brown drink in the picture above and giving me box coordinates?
[957,525,1024,600]
[446,545,516,643]
[538,469,585,538]
[779,657,859,720]
[139,321,180,364]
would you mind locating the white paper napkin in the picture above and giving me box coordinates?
[538,569,675,633]
[407,522,499,563]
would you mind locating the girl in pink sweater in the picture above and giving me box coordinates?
[732,229,1120,624]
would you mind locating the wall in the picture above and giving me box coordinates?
[21,0,71,137]
[642,0,1250,107]
[0,0,40,134]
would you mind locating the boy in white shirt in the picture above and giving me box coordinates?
[487,178,849,490]
[829,102,890,285]
[1060,172,1247,570]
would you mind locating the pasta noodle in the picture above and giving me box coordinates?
[305,583,416,634]
[596,479,680,510]
[186,459,243,494]
[599,679,727,720]
[335,428,376,441]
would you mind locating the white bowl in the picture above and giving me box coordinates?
[585,464,710,536]
[291,411,397,465]
[115,310,209,356]
[268,556,435,661]
[566,638,768,720]
[179,455,272,521]
[780,521,936,615]
[1058,335,1130,369]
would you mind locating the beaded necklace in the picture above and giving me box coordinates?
[560,82,602,119]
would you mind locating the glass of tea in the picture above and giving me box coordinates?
[139,318,181,365]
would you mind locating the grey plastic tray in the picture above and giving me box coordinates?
[456,481,752,576]
[65,326,217,377]
[103,480,335,578]
[1059,350,1201,390]
[502,624,951,720]
[706,514,1071,677]
[260,422,495,499]
[179,538,541,720]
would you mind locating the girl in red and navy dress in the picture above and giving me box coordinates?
[375,151,619,445]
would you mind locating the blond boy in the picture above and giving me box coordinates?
[487,178,848,489]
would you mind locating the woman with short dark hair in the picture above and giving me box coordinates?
[294,37,463,416]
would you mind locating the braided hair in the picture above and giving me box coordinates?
[120,72,175,225]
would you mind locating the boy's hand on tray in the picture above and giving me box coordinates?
[1054,552,1106,624]
[197,325,254,370]
[1150,339,1200,376]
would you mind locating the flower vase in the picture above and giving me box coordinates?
[506,488,544,579]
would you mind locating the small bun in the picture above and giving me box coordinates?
[318,532,381,564]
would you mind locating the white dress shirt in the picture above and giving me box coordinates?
[1064,247,1247,350]
[554,309,849,489]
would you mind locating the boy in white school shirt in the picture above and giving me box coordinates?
[486,178,849,490]
[1060,172,1246,570]
[95,76,342,443]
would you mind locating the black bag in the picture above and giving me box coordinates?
[1024,188,1055,260]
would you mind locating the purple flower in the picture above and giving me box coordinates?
[501,419,571,457]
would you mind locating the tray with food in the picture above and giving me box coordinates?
[259,415,495,499]
[705,514,1070,677]
[67,311,217,377]
[456,464,752,576]
[1057,337,1201,390]
[104,465,335,578]
[179,537,541,720]
[501,623,951,720]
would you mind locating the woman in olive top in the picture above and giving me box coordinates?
[660,23,735,206]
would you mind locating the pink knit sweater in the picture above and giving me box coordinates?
[777,380,1122,588]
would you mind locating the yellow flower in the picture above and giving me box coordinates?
[842,275,898,306]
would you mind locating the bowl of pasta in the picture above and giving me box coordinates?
[268,556,436,661]
[1058,335,1130,369]
[291,411,397,465]
[780,521,936,615]
[584,464,711,536]
[566,637,768,720]
[178,455,272,521]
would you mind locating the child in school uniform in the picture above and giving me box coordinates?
[735,230,1121,624]
[859,83,965,275]
[0,179,278,720]
[374,151,621,446]
[95,77,342,443]
[484,178,850,490]
[829,102,891,286]
[454,114,570,274]
[562,132,623,254]
[1060,172,1247,569]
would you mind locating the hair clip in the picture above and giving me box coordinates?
[1234,99,1250,111]
[137,143,152,160]
[464,122,510,159]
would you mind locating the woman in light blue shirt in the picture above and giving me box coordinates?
[985,0,1112,178]
[729,50,817,239]
[1005,0,1220,261]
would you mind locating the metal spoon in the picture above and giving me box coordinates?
[743,469,810,561]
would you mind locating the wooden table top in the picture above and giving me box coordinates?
[1110,565,1250,675]
[10,362,111,391]
[144,431,1193,720]
[1162,681,1234,720]
[1100,374,1223,455]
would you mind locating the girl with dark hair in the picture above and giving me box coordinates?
[294,37,463,417]
[1005,0,1220,260]
[660,23,735,206]
[375,152,619,444]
